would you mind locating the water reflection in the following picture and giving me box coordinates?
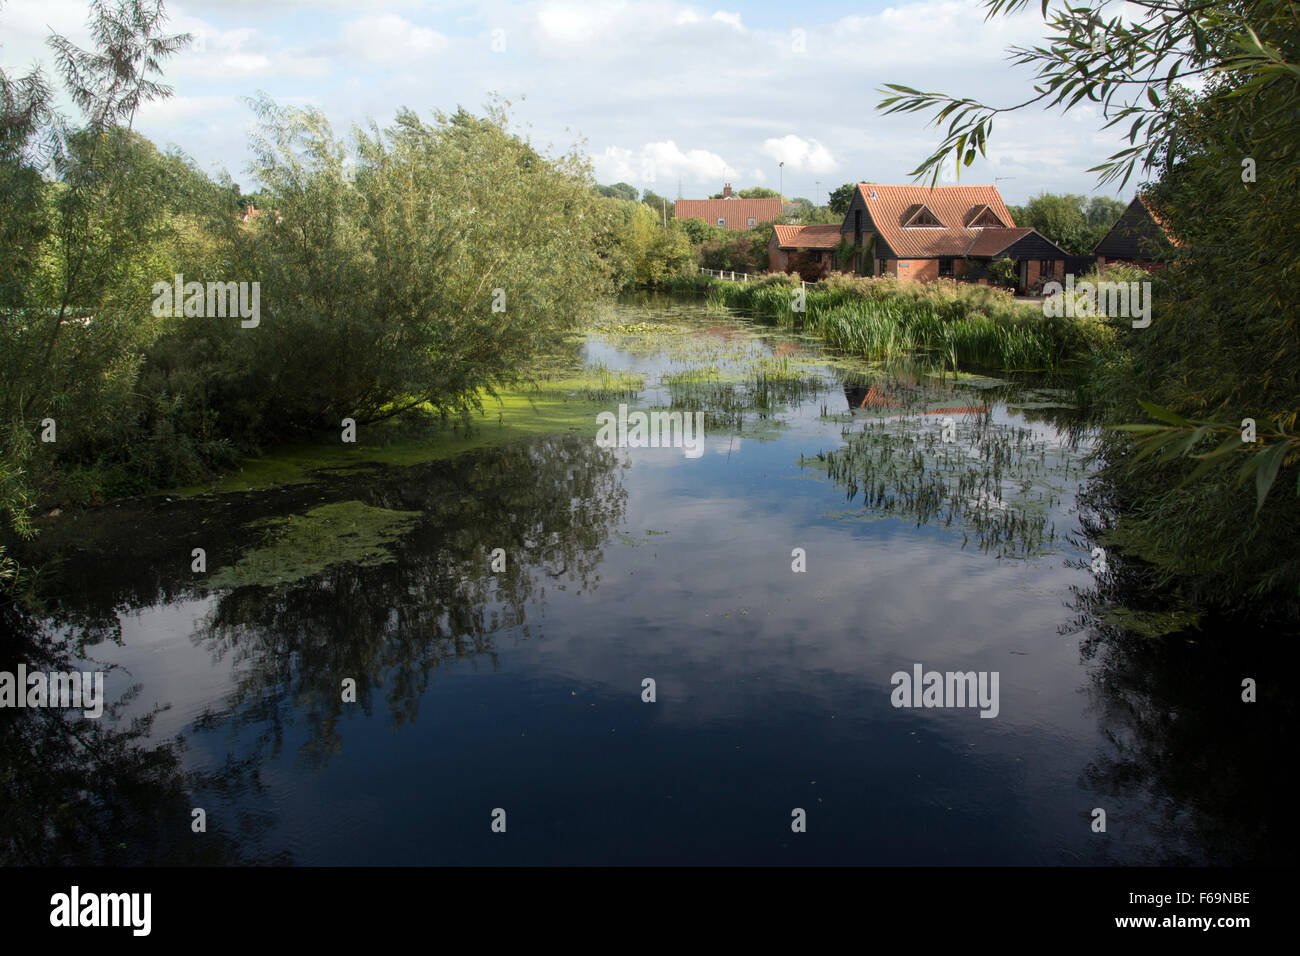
[0,603,281,865]
[193,434,626,767]
[3,298,1292,865]
[1062,480,1299,865]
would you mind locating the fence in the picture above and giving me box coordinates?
[698,268,807,288]
[699,268,756,282]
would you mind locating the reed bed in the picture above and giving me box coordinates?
[705,274,1102,372]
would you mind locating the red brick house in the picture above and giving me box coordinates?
[1093,194,1178,268]
[674,183,782,232]
[836,183,1068,293]
[768,224,842,276]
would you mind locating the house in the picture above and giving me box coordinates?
[836,183,1068,293]
[1093,194,1177,268]
[240,204,282,225]
[768,224,842,276]
[674,183,782,232]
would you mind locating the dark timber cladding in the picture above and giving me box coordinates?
[1093,195,1175,261]
[969,229,1069,260]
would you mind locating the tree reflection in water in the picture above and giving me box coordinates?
[192,432,627,767]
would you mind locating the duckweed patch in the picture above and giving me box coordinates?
[208,500,422,590]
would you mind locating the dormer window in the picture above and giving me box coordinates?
[965,204,1005,228]
[902,204,942,227]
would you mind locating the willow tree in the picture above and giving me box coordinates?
[218,96,611,440]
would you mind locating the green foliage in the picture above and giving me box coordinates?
[886,1,1300,614]
[0,3,618,573]
[641,189,674,220]
[1,0,193,546]
[1008,192,1127,254]
[675,217,715,245]
[690,220,772,274]
[827,183,857,215]
[705,273,1105,371]
[832,238,859,272]
[1088,67,1300,615]
[596,181,638,201]
[227,96,608,439]
[1085,195,1128,228]
[708,186,784,200]
[603,199,693,289]
[988,257,1017,286]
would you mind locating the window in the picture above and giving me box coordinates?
[717,218,726,227]
[903,204,942,227]
[869,190,878,200]
[1038,260,1053,276]
[966,205,1005,228]
[877,258,887,275]
[747,217,756,228]
[938,258,954,276]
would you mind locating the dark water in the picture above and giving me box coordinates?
[3,296,1293,866]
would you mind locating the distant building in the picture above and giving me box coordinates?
[240,204,282,225]
[674,183,782,231]
[1093,194,1178,268]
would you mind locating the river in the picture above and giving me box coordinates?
[3,293,1290,865]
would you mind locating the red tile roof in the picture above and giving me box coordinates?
[772,224,843,249]
[1137,193,1182,246]
[674,197,782,230]
[964,226,1035,257]
[851,183,1017,258]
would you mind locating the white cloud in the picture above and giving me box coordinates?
[535,1,632,44]
[344,14,450,63]
[710,11,745,32]
[595,140,737,186]
[760,135,837,173]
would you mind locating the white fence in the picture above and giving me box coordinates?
[699,268,755,282]
[699,267,806,288]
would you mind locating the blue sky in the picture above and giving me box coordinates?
[0,0,1145,205]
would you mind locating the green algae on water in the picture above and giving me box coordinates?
[208,500,422,590]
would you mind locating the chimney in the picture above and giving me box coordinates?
[722,183,733,198]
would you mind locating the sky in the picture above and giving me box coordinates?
[0,0,1146,205]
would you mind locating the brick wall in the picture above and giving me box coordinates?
[896,259,939,282]
[767,234,788,273]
